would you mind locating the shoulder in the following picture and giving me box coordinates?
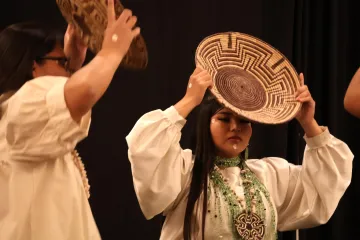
[20,76,68,92]
[8,76,68,103]
[246,157,295,174]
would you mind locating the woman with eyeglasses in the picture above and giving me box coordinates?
[0,0,139,239]
[126,67,353,239]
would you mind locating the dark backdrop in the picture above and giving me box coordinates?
[1,0,359,239]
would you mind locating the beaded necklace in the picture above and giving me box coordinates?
[71,150,90,198]
[210,156,276,239]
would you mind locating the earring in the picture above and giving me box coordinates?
[245,147,249,160]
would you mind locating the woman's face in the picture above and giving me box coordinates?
[210,108,252,158]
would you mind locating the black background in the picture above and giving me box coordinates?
[1,0,359,239]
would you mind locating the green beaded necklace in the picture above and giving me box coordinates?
[210,153,277,240]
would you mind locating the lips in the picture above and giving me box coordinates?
[228,136,242,141]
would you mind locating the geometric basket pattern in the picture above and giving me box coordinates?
[195,32,301,124]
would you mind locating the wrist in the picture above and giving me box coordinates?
[97,50,124,70]
[98,49,124,63]
[174,96,198,119]
[182,96,200,108]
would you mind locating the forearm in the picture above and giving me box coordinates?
[64,50,122,122]
[300,118,323,138]
[344,67,360,117]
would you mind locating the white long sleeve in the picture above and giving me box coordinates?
[126,106,193,219]
[247,128,353,231]
[126,106,354,239]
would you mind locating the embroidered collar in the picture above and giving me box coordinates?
[214,156,243,168]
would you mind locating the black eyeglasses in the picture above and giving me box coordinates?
[36,56,70,71]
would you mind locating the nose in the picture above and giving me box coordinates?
[230,119,241,132]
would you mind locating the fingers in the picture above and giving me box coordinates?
[65,24,78,44]
[202,77,213,88]
[192,67,203,75]
[132,27,141,38]
[117,9,133,26]
[189,67,212,90]
[194,69,209,78]
[297,96,313,103]
[66,24,72,33]
[65,24,74,36]
[107,6,140,39]
[295,81,314,103]
[296,91,310,100]
[295,87,314,103]
[295,85,308,97]
[190,70,212,88]
[299,72,304,86]
[64,25,70,41]
[107,0,116,26]
[191,70,211,84]
[126,16,138,29]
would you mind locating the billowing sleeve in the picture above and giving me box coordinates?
[5,76,91,161]
[247,127,353,231]
[126,106,194,220]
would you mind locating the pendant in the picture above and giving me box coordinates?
[234,212,265,240]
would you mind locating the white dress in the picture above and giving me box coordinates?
[0,76,101,240]
[126,106,353,239]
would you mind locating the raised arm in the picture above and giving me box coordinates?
[344,67,360,118]
[247,129,353,231]
[126,67,212,219]
[270,73,353,230]
[5,1,140,161]
[64,0,140,122]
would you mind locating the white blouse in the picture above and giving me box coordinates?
[0,76,101,240]
[126,106,353,240]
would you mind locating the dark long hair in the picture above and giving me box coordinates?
[183,91,224,240]
[0,21,63,95]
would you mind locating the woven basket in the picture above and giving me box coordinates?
[195,32,301,124]
[56,0,148,70]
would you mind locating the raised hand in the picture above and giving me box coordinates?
[64,24,88,71]
[295,73,316,126]
[101,0,140,60]
[184,66,213,107]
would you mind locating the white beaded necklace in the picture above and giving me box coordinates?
[71,150,90,198]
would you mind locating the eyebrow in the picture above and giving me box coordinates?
[217,111,250,121]
[217,111,233,116]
